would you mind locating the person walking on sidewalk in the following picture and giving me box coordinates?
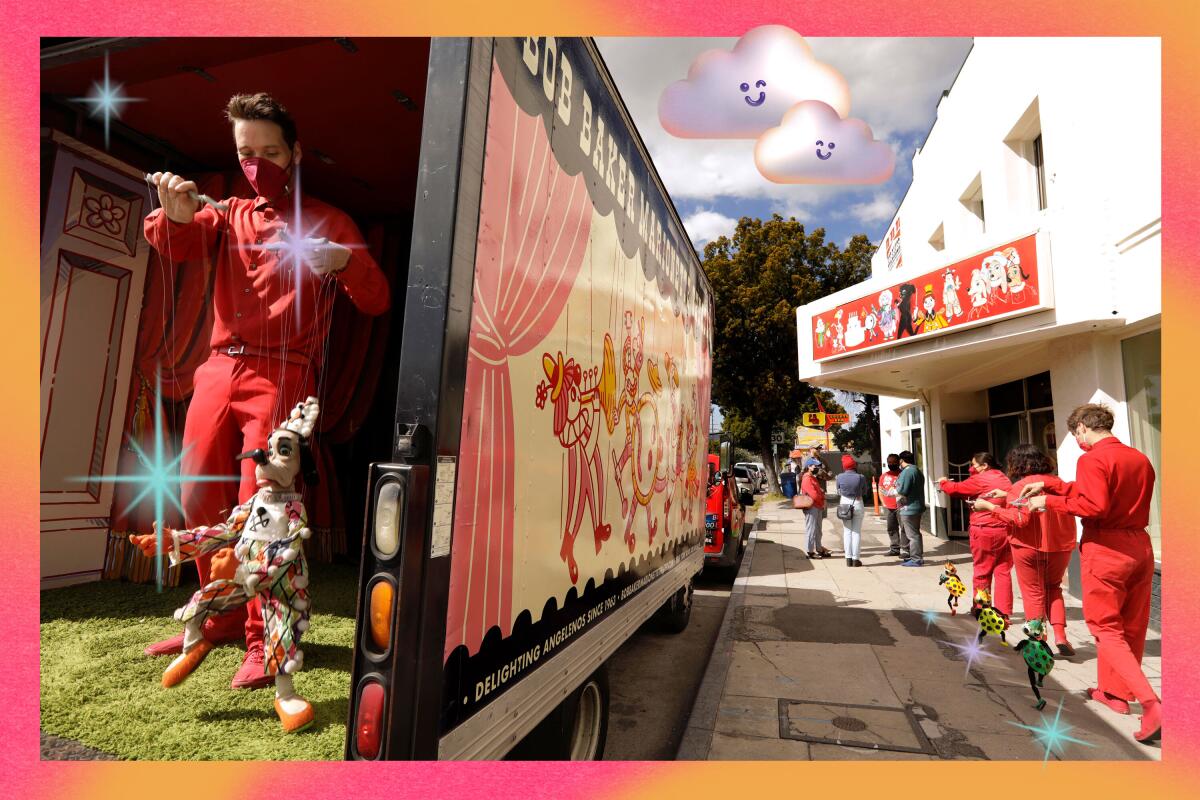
[895,451,925,566]
[836,455,870,566]
[971,444,1076,656]
[879,454,904,558]
[1021,403,1161,743]
[937,453,1013,619]
[800,463,830,559]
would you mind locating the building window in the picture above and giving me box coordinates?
[1033,133,1047,210]
[1122,329,1161,561]
[960,175,985,236]
[987,371,1055,461]
[901,405,925,472]
[928,223,945,253]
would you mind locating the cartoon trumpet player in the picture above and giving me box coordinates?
[131,397,321,733]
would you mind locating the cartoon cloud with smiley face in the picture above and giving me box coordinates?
[658,25,851,139]
[755,100,895,184]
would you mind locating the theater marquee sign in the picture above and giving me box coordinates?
[812,232,1052,362]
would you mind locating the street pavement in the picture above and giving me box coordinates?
[678,500,1162,761]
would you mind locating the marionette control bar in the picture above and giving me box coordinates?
[143,173,229,211]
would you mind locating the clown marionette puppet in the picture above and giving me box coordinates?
[938,562,967,615]
[1015,618,1056,710]
[132,397,320,733]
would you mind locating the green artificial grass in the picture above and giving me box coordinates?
[40,562,360,760]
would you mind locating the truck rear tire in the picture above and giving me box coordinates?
[507,666,609,760]
[658,578,694,634]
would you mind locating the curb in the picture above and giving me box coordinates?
[675,517,761,760]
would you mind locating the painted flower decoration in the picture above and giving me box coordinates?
[84,194,126,234]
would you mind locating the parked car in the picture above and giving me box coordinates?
[734,462,767,492]
[705,455,752,570]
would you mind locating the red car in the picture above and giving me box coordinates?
[704,454,751,569]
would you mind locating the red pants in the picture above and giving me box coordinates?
[969,526,1013,616]
[1012,547,1072,644]
[181,353,315,647]
[1080,531,1157,705]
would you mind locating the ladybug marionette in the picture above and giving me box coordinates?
[972,588,1009,646]
[1015,618,1056,710]
[938,562,966,615]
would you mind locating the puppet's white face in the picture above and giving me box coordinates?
[923,295,936,313]
[257,429,302,491]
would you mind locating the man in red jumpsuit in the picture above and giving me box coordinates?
[142,93,390,688]
[1023,403,1161,743]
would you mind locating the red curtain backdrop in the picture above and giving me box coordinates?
[445,63,593,658]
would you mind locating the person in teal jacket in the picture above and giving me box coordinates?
[895,450,925,566]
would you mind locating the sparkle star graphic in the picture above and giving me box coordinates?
[242,165,364,325]
[921,609,940,631]
[945,634,1001,677]
[1009,698,1096,764]
[80,372,239,588]
[71,52,144,149]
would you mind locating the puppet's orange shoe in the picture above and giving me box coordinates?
[162,639,214,687]
[275,695,315,733]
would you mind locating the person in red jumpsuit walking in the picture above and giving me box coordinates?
[1022,403,1161,743]
[141,93,390,689]
[971,444,1076,655]
[937,453,1013,619]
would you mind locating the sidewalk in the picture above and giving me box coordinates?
[678,500,1162,761]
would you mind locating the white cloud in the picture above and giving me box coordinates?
[755,100,895,184]
[682,209,738,246]
[595,36,971,202]
[844,192,901,225]
[657,25,850,139]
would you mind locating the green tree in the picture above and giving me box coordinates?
[703,215,872,492]
[833,393,882,467]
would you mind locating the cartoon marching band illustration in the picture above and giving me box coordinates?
[812,239,1039,358]
[536,311,707,585]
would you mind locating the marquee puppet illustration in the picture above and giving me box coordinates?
[1002,246,1037,304]
[132,397,321,733]
[536,347,613,584]
[942,267,963,319]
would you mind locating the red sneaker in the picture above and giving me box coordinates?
[231,644,274,690]
[1084,687,1131,715]
[144,623,243,657]
[1135,700,1162,744]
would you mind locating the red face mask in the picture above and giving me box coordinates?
[1077,438,1093,453]
[241,155,292,201]
[968,465,979,475]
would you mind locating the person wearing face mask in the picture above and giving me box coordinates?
[140,93,390,690]
[879,454,905,558]
[937,452,1013,619]
[1020,403,1161,744]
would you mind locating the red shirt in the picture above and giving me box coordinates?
[878,469,900,510]
[801,473,826,509]
[1042,437,1155,533]
[937,469,1011,529]
[144,194,390,364]
[992,474,1077,552]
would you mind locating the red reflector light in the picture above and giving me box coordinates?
[356,681,385,759]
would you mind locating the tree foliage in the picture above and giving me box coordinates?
[833,393,882,466]
[702,215,873,490]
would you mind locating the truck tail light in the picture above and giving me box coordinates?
[355,681,386,759]
[374,478,404,559]
[368,579,395,652]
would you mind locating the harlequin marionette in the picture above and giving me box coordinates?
[938,562,966,615]
[1015,618,1056,710]
[972,588,1009,646]
[132,397,320,733]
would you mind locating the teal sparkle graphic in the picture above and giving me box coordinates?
[71,52,144,149]
[1009,697,1096,764]
[946,634,1001,677]
[921,609,940,630]
[81,372,238,588]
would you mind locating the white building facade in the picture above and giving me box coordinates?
[795,38,1161,600]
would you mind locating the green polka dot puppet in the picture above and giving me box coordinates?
[1015,618,1056,710]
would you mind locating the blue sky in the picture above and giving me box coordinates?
[595,36,973,250]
